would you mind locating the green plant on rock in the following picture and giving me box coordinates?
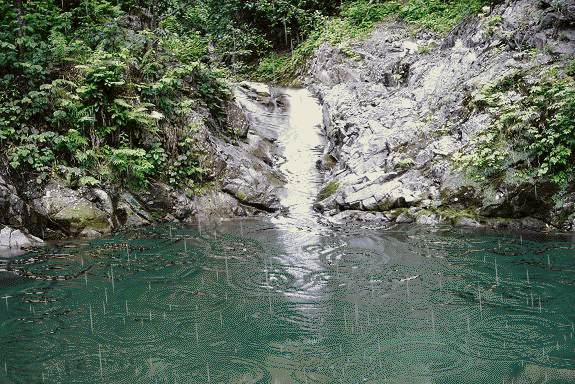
[166,137,209,188]
[455,68,575,187]
[108,147,154,188]
[395,157,415,171]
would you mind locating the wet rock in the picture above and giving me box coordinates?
[520,217,549,232]
[0,176,23,227]
[137,182,173,213]
[0,225,43,252]
[232,82,285,142]
[395,212,414,223]
[172,193,194,221]
[416,213,442,226]
[0,176,47,236]
[223,170,281,212]
[330,210,387,223]
[88,188,113,215]
[33,180,112,236]
[454,216,483,228]
[79,228,102,239]
[117,193,152,227]
[334,170,427,211]
[194,190,255,221]
[216,134,285,212]
[314,192,338,213]
[306,0,575,229]
[226,99,250,139]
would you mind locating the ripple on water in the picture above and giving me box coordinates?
[39,345,137,384]
[82,308,181,348]
[229,263,298,297]
[175,357,270,384]
[381,341,472,380]
[8,252,86,281]
[459,310,573,365]
[328,247,389,284]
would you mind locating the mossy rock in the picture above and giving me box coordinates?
[53,200,111,234]
[317,181,339,202]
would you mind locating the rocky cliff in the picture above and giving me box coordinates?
[307,0,575,232]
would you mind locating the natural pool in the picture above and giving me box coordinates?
[1,221,575,383]
[1,87,575,383]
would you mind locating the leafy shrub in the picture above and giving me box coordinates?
[108,147,154,188]
[455,69,575,187]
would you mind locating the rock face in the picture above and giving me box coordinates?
[306,0,575,231]
[33,181,113,236]
[215,81,287,213]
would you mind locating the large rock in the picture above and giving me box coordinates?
[0,176,46,236]
[222,166,282,212]
[116,192,152,227]
[0,225,43,256]
[333,170,429,211]
[454,216,483,228]
[213,83,291,213]
[33,180,112,236]
[226,99,250,139]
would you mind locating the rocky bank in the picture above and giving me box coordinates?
[307,0,575,232]
[1,81,287,250]
[3,0,575,253]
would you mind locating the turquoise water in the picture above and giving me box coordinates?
[1,221,575,383]
[2,88,575,383]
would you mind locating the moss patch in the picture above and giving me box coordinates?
[316,181,339,202]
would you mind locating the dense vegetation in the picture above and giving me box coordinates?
[1,0,572,203]
[455,65,575,191]
[0,0,340,191]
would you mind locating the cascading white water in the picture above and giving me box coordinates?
[274,88,325,223]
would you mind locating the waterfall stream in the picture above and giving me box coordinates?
[274,88,325,221]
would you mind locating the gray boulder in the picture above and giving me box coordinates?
[0,225,43,256]
[33,180,112,236]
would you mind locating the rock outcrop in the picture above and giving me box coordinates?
[307,0,575,231]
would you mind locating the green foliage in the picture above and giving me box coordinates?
[159,31,207,63]
[341,0,489,33]
[0,0,230,192]
[255,0,491,83]
[108,147,153,188]
[566,60,575,77]
[455,69,575,187]
[340,1,400,28]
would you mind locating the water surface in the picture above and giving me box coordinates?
[1,88,575,384]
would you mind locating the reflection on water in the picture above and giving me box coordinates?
[1,223,575,383]
[2,89,575,383]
